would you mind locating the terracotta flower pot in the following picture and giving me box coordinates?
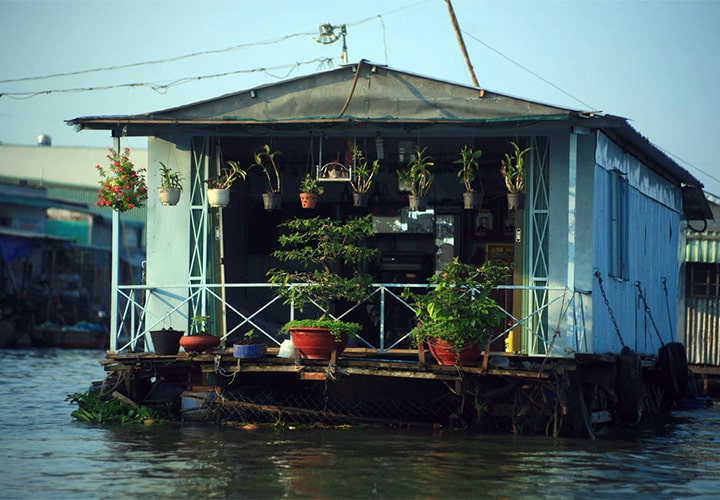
[299,192,319,209]
[289,327,348,359]
[180,334,220,354]
[427,338,483,366]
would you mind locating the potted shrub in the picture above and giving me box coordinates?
[250,144,283,211]
[403,258,509,365]
[349,146,380,208]
[453,144,484,210]
[298,173,324,209]
[398,145,434,211]
[179,315,220,354]
[233,329,267,359]
[267,215,377,359]
[157,161,183,206]
[206,161,247,208]
[500,141,534,210]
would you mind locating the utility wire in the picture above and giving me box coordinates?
[0,58,334,99]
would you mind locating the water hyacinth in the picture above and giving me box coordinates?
[94,147,148,212]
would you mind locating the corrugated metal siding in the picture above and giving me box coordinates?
[686,233,720,263]
[592,134,681,355]
[685,297,720,366]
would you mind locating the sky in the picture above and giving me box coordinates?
[1,0,719,195]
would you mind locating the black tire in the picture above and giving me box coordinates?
[616,346,643,424]
[657,342,689,400]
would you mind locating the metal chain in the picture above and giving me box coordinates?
[593,271,626,348]
[634,281,665,347]
[661,277,673,336]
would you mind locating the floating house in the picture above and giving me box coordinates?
[68,61,712,436]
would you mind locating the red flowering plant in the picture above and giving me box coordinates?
[94,147,148,212]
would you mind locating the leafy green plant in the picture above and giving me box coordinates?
[190,315,212,335]
[350,146,380,194]
[251,144,282,194]
[206,161,247,189]
[299,173,324,194]
[158,161,183,189]
[69,390,165,425]
[267,215,377,339]
[500,141,534,194]
[403,258,509,351]
[454,144,483,193]
[398,146,434,196]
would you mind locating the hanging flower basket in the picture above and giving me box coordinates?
[94,148,148,212]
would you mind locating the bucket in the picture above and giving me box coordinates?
[180,391,216,422]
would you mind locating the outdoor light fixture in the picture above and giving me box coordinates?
[375,134,384,160]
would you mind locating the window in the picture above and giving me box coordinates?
[609,169,628,279]
[688,263,720,298]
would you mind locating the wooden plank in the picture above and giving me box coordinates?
[300,372,326,381]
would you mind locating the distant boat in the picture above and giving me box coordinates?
[31,321,108,350]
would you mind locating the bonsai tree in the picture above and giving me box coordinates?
[403,258,509,358]
[267,214,377,339]
[500,141,534,194]
[250,144,282,194]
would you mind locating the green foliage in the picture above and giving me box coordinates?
[281,318,362,338]
[267,215,377,321]
[299,173,324,194]
[69,390,165,425]
[190,315,211,335]
[398,146,434,196]
[403,258,509,350]
[206,161,247,189]
[251,144,282,194]
[350,146,380,194]
[500,141,534,194]
[158,161,183,189]
[453,144,483,193]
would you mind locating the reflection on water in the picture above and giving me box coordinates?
[2,349,720,498]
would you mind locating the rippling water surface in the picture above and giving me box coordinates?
[2,349,720,499]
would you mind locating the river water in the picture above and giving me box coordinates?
[2,348,720,499]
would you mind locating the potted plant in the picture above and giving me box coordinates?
[250,144,283,211]
[454,144,484,210]
[206,161,247,208]
[349,146,380,208]
[298,173,324,209]
[232,329,267,359]
[149,326,184,355]
[398,145,434,211]
[403,258,509,365]
[267,215,377,359]
[157,161,183,206]
[94,147,148,213]
[500,141,534,210]
[179,315,220,354]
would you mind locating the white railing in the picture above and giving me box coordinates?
[112,283,579,356]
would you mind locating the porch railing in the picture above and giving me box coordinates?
[112,282,579,356]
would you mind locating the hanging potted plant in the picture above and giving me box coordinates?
[298,173,324,209]
[94,147,148,212]
[398,145,434,211]
[403,258,509,366]
[205,161,247,208]
[250,144,283,211]
[453,144,484,210]
[157,161,183,206]
[179,315,220,354]
[349,146,380,208]
[500,141,534,211]
[267,215,377,359]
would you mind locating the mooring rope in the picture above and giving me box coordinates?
[593,271,626,348]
